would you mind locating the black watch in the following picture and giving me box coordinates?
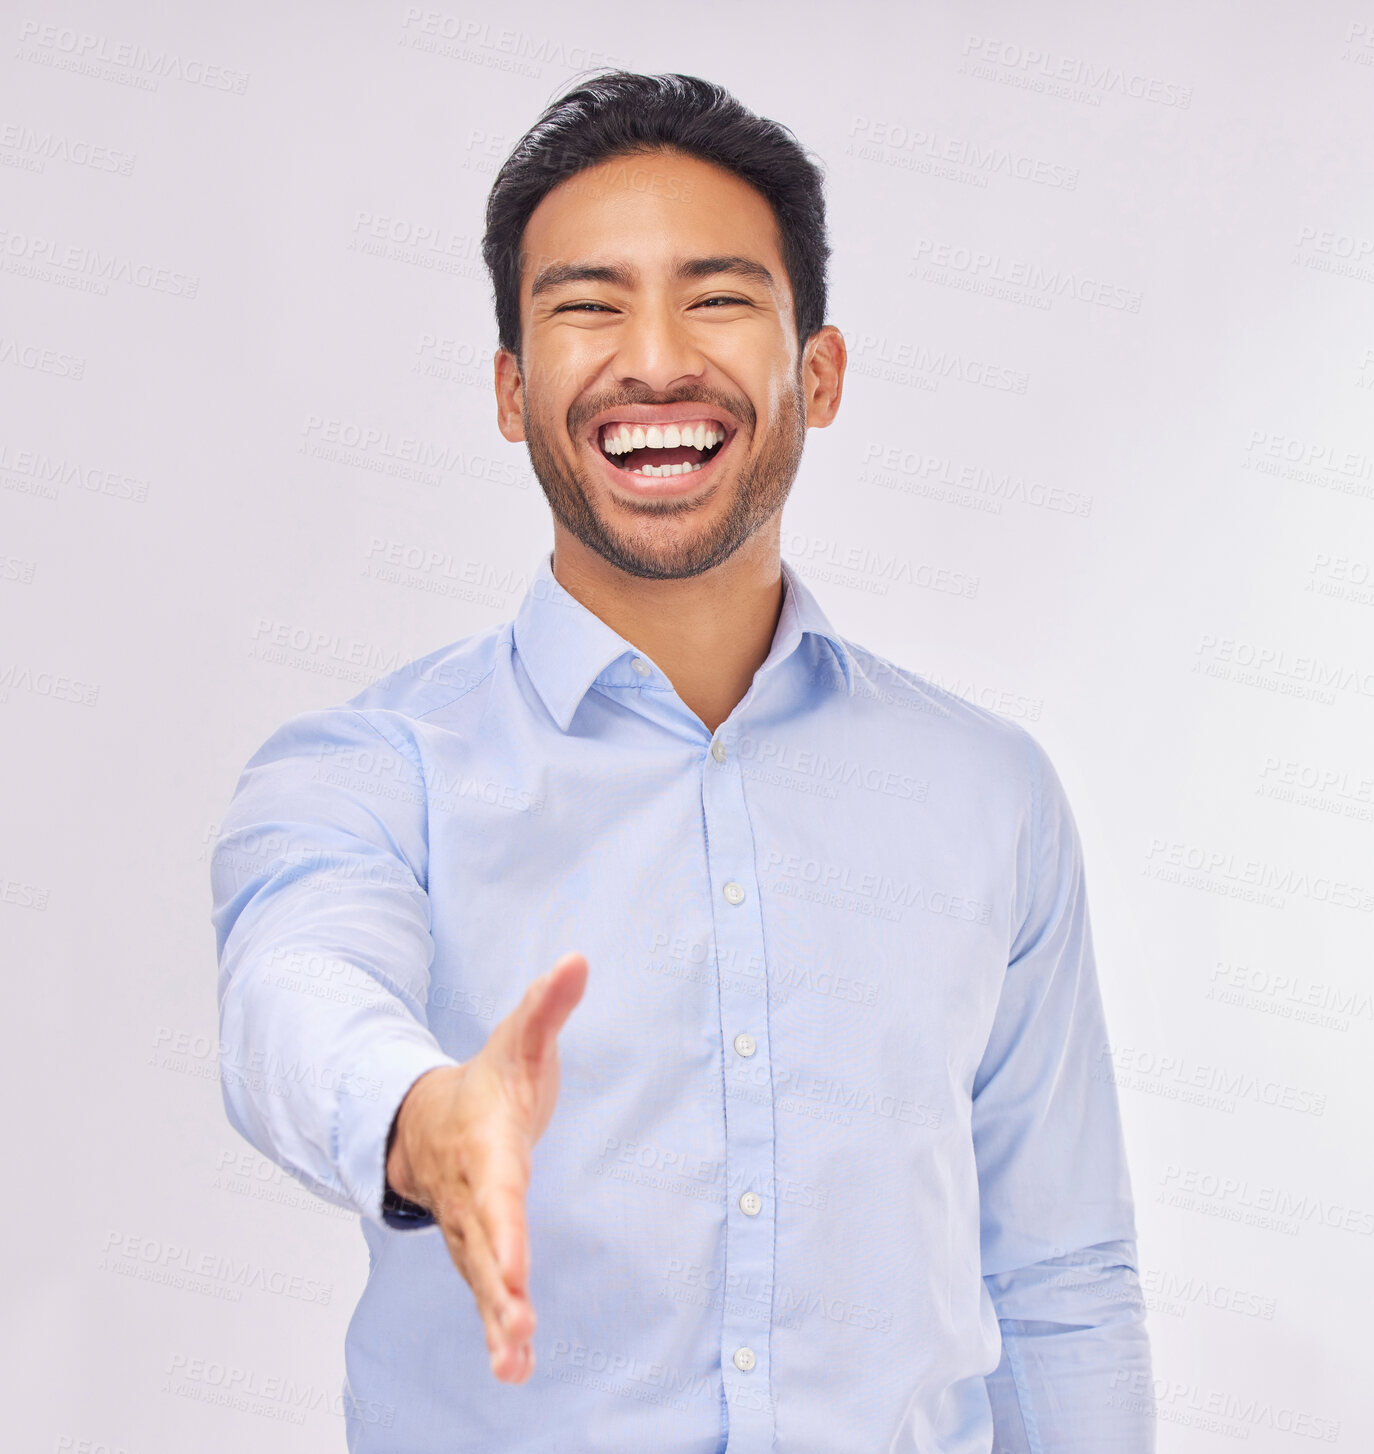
[382,1106,435,1228]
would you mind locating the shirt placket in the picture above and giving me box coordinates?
[700,721,776,1452]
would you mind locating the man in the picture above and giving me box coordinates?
[211,70,1154,1453]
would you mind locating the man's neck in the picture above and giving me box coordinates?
[550,524,785,736]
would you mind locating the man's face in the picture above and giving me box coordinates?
[496,149,828,581]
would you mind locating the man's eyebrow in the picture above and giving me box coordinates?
[673,255,775,289]
[529,261,638,298]
[528,255,776,299]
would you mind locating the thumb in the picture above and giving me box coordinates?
[516,952,588,1068]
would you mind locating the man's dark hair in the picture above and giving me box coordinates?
[482,70,830,360]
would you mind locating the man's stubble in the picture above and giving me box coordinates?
[520,367,807,581]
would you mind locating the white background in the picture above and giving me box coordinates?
[3,2,1372,1450]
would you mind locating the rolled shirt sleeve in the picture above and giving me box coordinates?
[973,735,1155,1452]
[209,707,460,1228]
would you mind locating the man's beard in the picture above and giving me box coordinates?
[521,371,807,581]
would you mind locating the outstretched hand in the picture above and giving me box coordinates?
[385,951,589,1381]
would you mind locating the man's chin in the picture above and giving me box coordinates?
[578,517,737,581]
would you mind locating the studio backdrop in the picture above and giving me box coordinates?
[3,2,1371,1449]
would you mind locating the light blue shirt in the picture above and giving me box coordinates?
[210,550,1153,1453]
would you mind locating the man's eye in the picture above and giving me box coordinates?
[698,296,750,308]
[554,302,613,313]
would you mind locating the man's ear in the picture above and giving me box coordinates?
[495,348,526,443]
[802,324,846,429]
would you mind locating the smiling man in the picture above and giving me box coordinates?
[211,72,1154,1453]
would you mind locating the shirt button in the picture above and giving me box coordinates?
[733,1347,756,1373]
[630,657,651,676]
[722,881,745,905]
[739,1191,762,1217]
[710,737,727,762]
[733,1032,756,1058]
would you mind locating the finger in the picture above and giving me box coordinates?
[471,1141,533,1297]
[435,1184,534,1374]
[517,953,588,1065]
[439,1210,533,1381]
[456,1131,539,1328]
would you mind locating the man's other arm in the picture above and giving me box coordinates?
[209,707,460,1226]
[973,735,1155,1453]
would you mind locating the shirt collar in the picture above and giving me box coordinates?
[512,552,855,733]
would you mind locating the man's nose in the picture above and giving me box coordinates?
[610,304,706,393]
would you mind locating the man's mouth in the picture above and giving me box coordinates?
[591,418,731,479]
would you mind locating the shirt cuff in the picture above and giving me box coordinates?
[338,1036,461,1230]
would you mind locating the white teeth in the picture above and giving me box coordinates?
[630,459,706,478]
[599,420,728,461]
